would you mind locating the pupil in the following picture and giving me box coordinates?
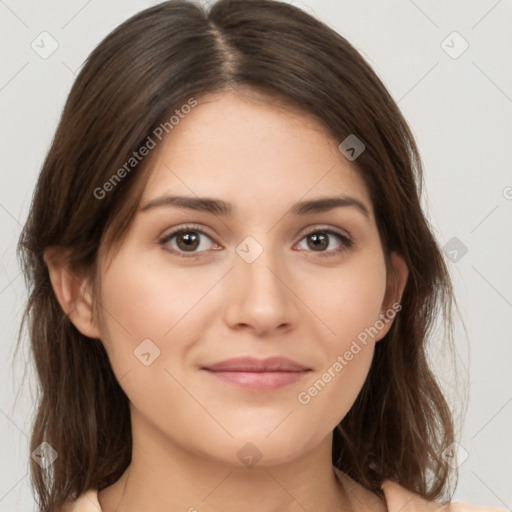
[309,232,328,251]
[178,232,199,251]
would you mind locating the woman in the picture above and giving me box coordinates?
[17,0,504,511]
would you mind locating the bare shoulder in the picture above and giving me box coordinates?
[381,478,508,512]
[334,468,507,512]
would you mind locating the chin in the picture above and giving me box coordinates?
[199,430,318,469]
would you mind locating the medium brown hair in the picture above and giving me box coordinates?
[17,0,458,510]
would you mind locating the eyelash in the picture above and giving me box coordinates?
[158,224,354,259]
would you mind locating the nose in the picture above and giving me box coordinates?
[223,244,300,336]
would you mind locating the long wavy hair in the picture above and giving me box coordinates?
[16,0,460,510]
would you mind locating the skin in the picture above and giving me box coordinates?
[46,89,408,512]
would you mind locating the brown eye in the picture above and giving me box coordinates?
[306,232,329,251]
[296,228,354,258]
[160,226,220,257]
[176,232,201,252]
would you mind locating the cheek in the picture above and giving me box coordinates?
[295,342,374,442]
[295,271,385,425]
[99,251,226,332]
[94,258,220,438]
[291,254,387,422]
[95,253,223,379]
[297,254,388,345]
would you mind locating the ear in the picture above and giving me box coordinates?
[375,251,409,342]
[44,246,102,339]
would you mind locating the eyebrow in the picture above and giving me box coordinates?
[139,194,371,220]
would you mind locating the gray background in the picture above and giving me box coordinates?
[1,0,511,510]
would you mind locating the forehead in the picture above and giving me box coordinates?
[141,90,373,216]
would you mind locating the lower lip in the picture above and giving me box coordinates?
[203,370,309,391]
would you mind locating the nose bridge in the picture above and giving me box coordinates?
[224,235,297,333]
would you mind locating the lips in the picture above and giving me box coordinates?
[201,356,311,372]
[201,357,311,391]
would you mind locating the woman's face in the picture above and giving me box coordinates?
[93,90,405,467]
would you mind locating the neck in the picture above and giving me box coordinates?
[98,418,352,512]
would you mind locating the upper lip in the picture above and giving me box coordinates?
[202,357,311,372]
